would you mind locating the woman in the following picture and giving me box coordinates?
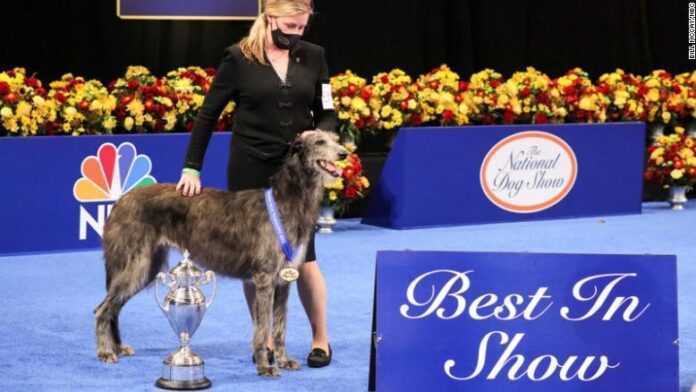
[176,0,335,368]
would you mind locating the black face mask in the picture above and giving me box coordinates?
[271,26,302,50]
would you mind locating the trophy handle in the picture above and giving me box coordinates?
[203,270,217,309]
[155,272,173,312]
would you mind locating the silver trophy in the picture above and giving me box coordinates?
[155,250,216,390]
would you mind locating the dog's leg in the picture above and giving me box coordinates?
[96,245,166,363]
[252,273,279,377]
[95,294,120,363]
[272,282,300,370]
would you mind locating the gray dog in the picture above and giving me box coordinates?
[94,130,347,377]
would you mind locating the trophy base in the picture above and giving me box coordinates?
[156,377,211,390]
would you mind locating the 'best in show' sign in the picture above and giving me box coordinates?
[370,251,678,391]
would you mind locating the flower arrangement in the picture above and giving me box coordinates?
[109,66,178,133]
[164,66,235,132]
[644,126,696,188]
[330,70,380,142]
[323,147,370,213]
[371,69,421,130]
[596,69,646,122]
[0,68,56,136]
[668,71,695,127]
[48,74,117,135]
[465,68,505,125]
[641,70,676,125]
[2,64,696,139]
[415,64,471,125]
[495,66,553,125]
[550,68,606,123]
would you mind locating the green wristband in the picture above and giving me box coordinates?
[182,168,200,176]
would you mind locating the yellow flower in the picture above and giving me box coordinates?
[579,96,597,111]
[380,105,393,118]
[650,147,664,161]
[350,97,366,111]
[102,116,116,130]
[646,88,660,102]
[671,169,684,180]
[329,191,337,201]
[127,100,144,116]
[361,177,370,188]
[661,111,671,124]
[124,117,134,131]
[0,107,12,118]
[16,101,32,117]
[676,126,685,134]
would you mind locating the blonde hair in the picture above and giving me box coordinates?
[239,0,312,64]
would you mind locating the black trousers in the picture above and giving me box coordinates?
[226,138,317,262]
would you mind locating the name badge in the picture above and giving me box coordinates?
[322,83,334,110]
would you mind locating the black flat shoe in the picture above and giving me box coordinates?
[252,347,275,364]
[307,344,332,368]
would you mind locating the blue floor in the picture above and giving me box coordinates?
[1,201,695,391]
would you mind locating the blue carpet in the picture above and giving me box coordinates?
[0,201,695,391]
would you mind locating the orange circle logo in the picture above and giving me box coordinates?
[480,131,578,213]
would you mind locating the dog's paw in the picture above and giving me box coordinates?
[97,351,119,364]
[119,344,135,357]
[257,365,281,378]
[277,357,301,370]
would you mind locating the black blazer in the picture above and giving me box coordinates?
[184,41,338,170]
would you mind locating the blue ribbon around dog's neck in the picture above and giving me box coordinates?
[264,188,295,262]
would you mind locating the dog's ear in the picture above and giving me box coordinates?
[289,137,305,155]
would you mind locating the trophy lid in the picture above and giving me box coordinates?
[170,251,204,284]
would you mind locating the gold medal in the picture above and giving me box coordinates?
[279,267,300,282]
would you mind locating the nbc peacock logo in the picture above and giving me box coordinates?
[74,142,157,240]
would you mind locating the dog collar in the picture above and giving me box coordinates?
[264,188,295,262]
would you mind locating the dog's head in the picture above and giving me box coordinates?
[290,130,348,185]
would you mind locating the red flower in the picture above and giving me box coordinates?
[381,75,389,84]
[355,118,366,129]
[534,113,549,124]
[344,187,358,199]
[26,77,39,88]
[459,81,469,91]
[128,79,139,90]
[596,83,610,95]
[520,86,530,98]
[490,80,501,88]
[643,170,655,182]
[55,92,67,103]
[360,88,372,101]
[343,168,355,180]
[442,109,454,121]
[0,81,10,95]
[503,109,515,124]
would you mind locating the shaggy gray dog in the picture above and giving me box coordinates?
[94,130,347,377]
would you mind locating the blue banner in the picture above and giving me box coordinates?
[362,122,646,229]
[371,251,678,391]
[0,133,231,255]
[118,0,260,20]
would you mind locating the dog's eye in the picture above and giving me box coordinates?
[315,140,326,146]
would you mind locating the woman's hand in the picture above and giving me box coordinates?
[177,172,202,197]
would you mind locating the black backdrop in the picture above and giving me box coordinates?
[2,0,692,84]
